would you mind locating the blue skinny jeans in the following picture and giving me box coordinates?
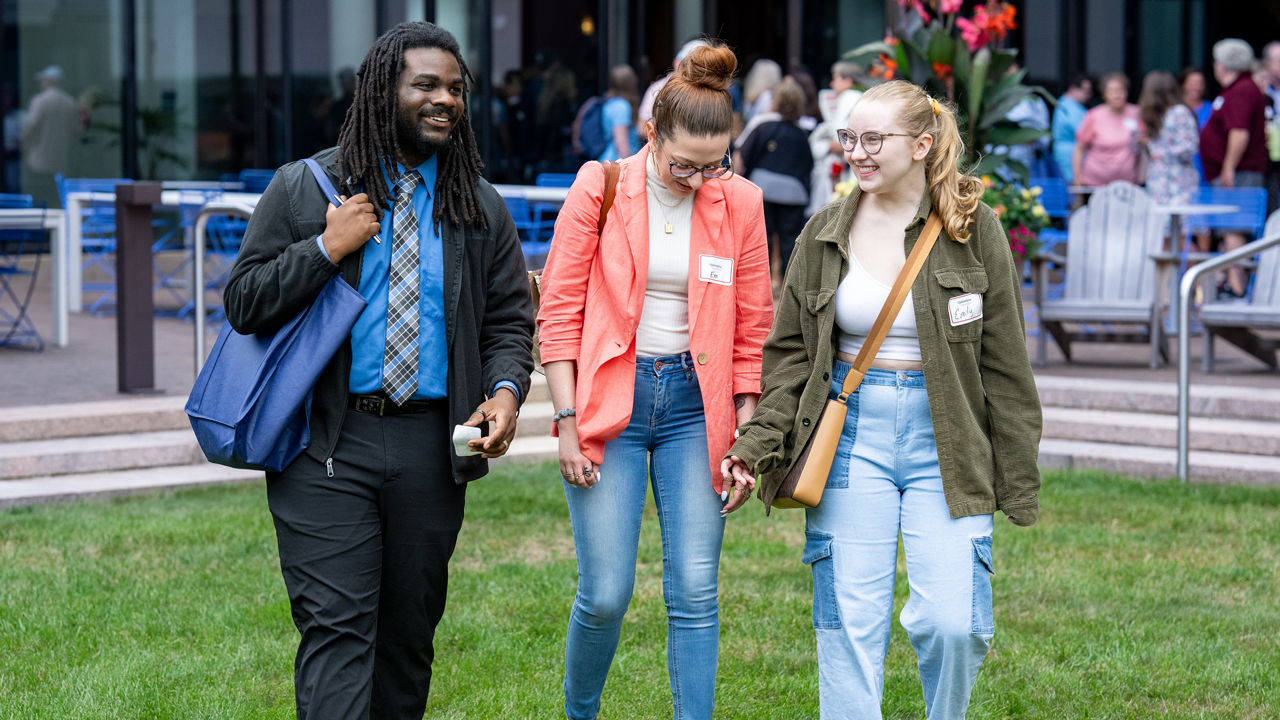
[563,353,725,720]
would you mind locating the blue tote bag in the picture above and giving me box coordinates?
[186,159,368,472]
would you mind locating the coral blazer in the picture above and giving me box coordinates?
[537,146,774,493]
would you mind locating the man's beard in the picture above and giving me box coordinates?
[396,106,455,158]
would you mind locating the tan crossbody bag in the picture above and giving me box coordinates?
[772,212,943,509]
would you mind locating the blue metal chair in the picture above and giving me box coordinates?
[0,193,47,350]
[503,195,554,268]
[57,175,127,315]
[1030,177,1070,220]
[237,169,277,193]
[534,173,577,188]
[1190,186,1268,239]
[1187,186,1270,299]
[55,175,181,315]
[532,174,574,236]
[176,199,248,323]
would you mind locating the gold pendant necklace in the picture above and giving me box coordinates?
[649,155,685,234]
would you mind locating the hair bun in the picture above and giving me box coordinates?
[678,43,737,92]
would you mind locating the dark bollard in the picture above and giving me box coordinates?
[115,182,164,394]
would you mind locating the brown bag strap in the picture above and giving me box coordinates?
[837,212,944,402]
[528,160,619,293]
[597,160,620,236]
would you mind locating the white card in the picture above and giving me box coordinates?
[699,254,734,285]
[948,293,983,326]
[452,425,482,456]
[1122,117,1138,133]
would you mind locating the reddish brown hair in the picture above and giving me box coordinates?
[652,41,737,143]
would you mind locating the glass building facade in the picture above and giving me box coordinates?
[2,0,1276,208]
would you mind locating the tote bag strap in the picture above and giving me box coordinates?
[301,158,344,207]
[597,160,620,237]
[837,212,944,401]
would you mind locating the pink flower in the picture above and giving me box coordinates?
[940,0,963,14]
[957,16,990,51]
[914,0,931,23]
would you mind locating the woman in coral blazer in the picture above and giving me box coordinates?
[536,43,773,720]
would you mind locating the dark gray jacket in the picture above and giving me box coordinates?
[224,146,535,484]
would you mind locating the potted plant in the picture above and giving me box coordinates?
[980,175,1049,276]
[847,0,1053,184]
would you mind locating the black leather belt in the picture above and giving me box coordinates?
[348,393,443,416]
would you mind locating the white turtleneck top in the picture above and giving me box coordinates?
[635,157,695,357]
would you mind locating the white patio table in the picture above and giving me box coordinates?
[63,190,262,313]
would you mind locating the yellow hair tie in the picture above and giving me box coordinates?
[929,97,941,116]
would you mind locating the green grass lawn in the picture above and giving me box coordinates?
[2,464,1278,719]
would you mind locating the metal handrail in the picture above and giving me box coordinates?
[193,201,257,375]
[1177,230,1280,480]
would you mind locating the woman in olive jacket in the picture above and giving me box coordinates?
[723,80,1042,719]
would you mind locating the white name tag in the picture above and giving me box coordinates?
[1122,117,1138,133]
[699,254,734,285]
[948,293,983,326]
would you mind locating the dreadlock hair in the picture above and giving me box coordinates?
[336,22,487,231]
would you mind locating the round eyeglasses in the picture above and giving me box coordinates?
[835,129,919,155]
[666,153,734,179]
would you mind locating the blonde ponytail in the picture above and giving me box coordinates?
[858,81,984,243]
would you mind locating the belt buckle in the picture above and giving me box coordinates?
[358,396,385,416]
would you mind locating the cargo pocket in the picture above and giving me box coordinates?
[823,383,859,489]
[803,531,840,629]
[970,536,994,636]
[935,267,988,342]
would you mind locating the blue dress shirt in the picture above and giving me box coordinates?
[317,155,518,402]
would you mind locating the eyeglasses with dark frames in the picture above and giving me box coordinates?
[835,129,919,155]
[665,152,734,179]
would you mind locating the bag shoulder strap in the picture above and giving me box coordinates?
[838,212,944,400]
[598,160,620,237]
[301,158,344,207]
[527,160,620,304]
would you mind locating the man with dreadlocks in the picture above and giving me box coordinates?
[224,22,534,719]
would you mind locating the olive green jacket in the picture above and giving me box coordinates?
[728,187,1042,525]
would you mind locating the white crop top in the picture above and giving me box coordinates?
[834,253,922,362]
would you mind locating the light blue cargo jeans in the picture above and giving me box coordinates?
[563,353,725,720]
[805,362,995,720]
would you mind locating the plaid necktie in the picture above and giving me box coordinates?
[382,172,422,405]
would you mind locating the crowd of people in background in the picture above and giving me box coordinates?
[493,36,1280,294]
[554,44,876,283]
[1049,38,1280,299]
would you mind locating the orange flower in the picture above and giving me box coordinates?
[880,53,898,80]
[885,35,899,47]
[932,62,953,80]
[993,204,1006,216]
[988,3,1017,40]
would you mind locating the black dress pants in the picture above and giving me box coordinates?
[266,404,466,720]
[763,201,806,277]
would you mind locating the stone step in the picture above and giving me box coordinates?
[1042,407,1280,457]
[0,437,559,509]
[1035,375,1280,421]
[1038,438,1280,485]
[516,401,554,438]
[2,377,552,445]
[0,463,263,509]
[0,430,203,480]
[527,373,550,403]
[0,397,190,443]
